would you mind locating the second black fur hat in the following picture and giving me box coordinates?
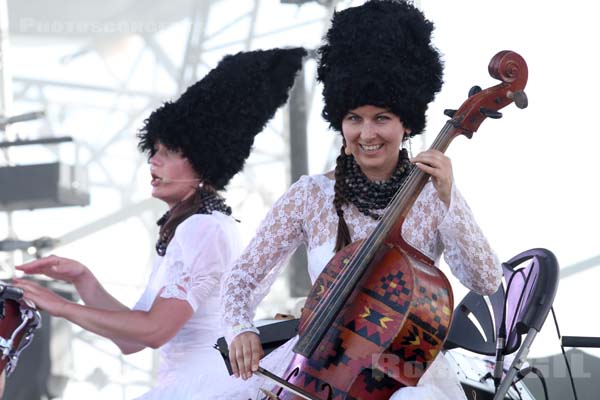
[138,47,307,190]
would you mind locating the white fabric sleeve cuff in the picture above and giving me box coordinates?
[225,323,260,346]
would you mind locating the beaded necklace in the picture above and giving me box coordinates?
[341,149,412,220]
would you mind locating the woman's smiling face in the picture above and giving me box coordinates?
[342,105,410,181]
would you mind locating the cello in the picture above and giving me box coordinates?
[257,50,528,400]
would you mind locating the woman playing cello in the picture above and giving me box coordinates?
[222,1,502,399]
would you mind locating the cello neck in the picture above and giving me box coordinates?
[373,120,457,244]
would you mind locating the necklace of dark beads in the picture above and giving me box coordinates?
[341,149,412,220]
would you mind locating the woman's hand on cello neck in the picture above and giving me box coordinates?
[411,149,454,207]
[229,331,265,380]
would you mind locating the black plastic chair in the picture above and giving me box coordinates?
[444,248,560,399]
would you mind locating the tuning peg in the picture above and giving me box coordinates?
[508,90,528,109]
[443,109,457,118]
[480,107,502,119]
[468,85,482,97]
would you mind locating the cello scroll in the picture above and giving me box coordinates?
[450,50,528,138]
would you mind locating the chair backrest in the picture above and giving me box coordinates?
[444,248,559,355]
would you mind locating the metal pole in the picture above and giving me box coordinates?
[287,62,311,298]
[0,0,13,131]
[493,329,538,400]
[0,0,17,274]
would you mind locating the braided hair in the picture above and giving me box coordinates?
[333,145,412,252]
[333,144,352,252]
[322,1,441,251]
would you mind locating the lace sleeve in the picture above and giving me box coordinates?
[439,184,502,295]
[159,214,231,311]
[221,176,309,342]
[403,182,502,295]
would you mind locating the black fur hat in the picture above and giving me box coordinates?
[317,0,443,137]
[138,47,306,190]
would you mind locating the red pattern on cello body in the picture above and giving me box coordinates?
[274,51,528,400]
[283,242,452,399]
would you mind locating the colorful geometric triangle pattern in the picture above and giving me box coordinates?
[363,269,411,314]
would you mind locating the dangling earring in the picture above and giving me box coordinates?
[198,181,204,189]
[402,132,413,158]
[342,138,352,156]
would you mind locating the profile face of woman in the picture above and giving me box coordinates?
[149,142,200,208]
[341,105,410,181]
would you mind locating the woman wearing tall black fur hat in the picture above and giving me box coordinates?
[222,1,502,399]
[13,47,306,399]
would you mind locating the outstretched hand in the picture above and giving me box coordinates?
[11,278,70,317]
[411,149,453,207]
[16,255,88,284]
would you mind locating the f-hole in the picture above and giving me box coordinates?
[319,382,333,400]
[274,366,300,397]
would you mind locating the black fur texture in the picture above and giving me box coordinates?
[317,0,443,136]
[138,47,306,190]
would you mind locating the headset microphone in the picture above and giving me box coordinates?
[160,177,202,184]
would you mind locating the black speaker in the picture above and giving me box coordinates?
[0,162,89,211]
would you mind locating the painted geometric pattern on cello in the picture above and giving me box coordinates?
[362,269,412,314]
[315,331,349,370]
[359,367,402,395]
[303,273,335,314]
[291,368,346,400]
[302,252,353,315]
[298,339,401,399]
[344,307,392,348]
[302,319,402,398]
[396,323,433,365]
[289,363,401,400]
[329,267,415,350]
[387,277,452,371]
[409,277,452,341]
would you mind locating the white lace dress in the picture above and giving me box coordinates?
[221,174,502,400]
[133,212,254,400]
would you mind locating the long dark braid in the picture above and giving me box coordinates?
[334,145,352,252]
